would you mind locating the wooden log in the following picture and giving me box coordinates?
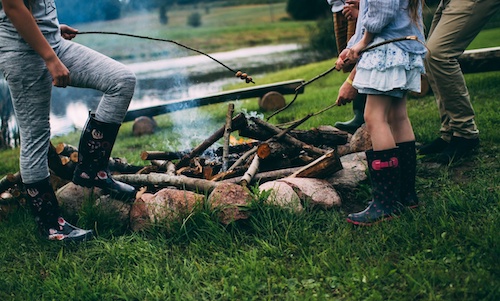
[258,91,286,111]
[250,117,327,157]
[175,113,248,169]
[55,142,78,156]
[290,125,348,147]
[459,46,500,74]
[48,142,75,180]
[113,173,218,194]
[289,150,343,179]
[222,103,235,172]
[256,143,271,159]
[141,150,188,161]
[239,124,348,147]
[214,141,259,156]
[210,166,247,182]
[228,146,257,171]
[257,141,300,161]
[108,158,145,174]
[0,172,21,193]
[132,116,157,136]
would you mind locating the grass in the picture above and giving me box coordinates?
[1,5,500,301]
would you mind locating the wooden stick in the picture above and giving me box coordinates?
[222,166,303,185]
[222,103,235,172]
[228,145,257,171]
[240,154,260,187]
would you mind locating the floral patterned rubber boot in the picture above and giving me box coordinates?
[73,113,136,202]
[25,178,93,242]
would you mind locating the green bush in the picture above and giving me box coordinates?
[187,12,202,27]
[286,0,330,20]
[308,17,338,58]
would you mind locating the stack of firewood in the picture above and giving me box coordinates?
[0,109,373,231]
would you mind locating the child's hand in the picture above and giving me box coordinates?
[335,48,354,71]
[336,80,358,106]
[45,56,70,87]
[343,0,359,21]
[60,24,78,40]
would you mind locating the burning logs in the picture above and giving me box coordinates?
[175,112,248,169]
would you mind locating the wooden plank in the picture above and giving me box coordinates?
[124,79,305,122]
[459,46,500,74]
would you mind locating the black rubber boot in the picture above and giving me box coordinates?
[418,137,449,155]
[73,113,136,201]
[397,141,419,208]
[347,148,402,226]
[435,136,480,165]
[335,94,366,134]
[25,178,93,242]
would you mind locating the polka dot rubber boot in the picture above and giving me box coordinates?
[347,148,402,226]
[397,141,419,209]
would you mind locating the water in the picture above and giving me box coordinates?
[1,43,320,139]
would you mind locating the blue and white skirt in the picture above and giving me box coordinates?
[353,37,425,98]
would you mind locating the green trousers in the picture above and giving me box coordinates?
[425,0,500,141]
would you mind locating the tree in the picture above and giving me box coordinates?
[57,0,123,24]
[286,0,329,20]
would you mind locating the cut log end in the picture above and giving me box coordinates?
[258,91,286,111]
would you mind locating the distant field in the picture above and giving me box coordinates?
[73,3,315,62]
[72,3,499,64]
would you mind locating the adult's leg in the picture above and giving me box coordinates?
[425,0,500,140]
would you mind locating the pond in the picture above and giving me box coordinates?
[1,43,322,142]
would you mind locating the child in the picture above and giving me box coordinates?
[327,0,366,134]
[0,0,137,241]
[335,0,426,225]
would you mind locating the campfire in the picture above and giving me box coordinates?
[0,108,372,230]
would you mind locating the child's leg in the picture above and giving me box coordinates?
[0,51,52,184]
[388,96,418,207]
[388,95,415,144]
[56,40,136,124]
[363,94,395,150]
[56,40,137,200]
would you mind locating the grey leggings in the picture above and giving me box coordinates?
[0,39,136,184]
